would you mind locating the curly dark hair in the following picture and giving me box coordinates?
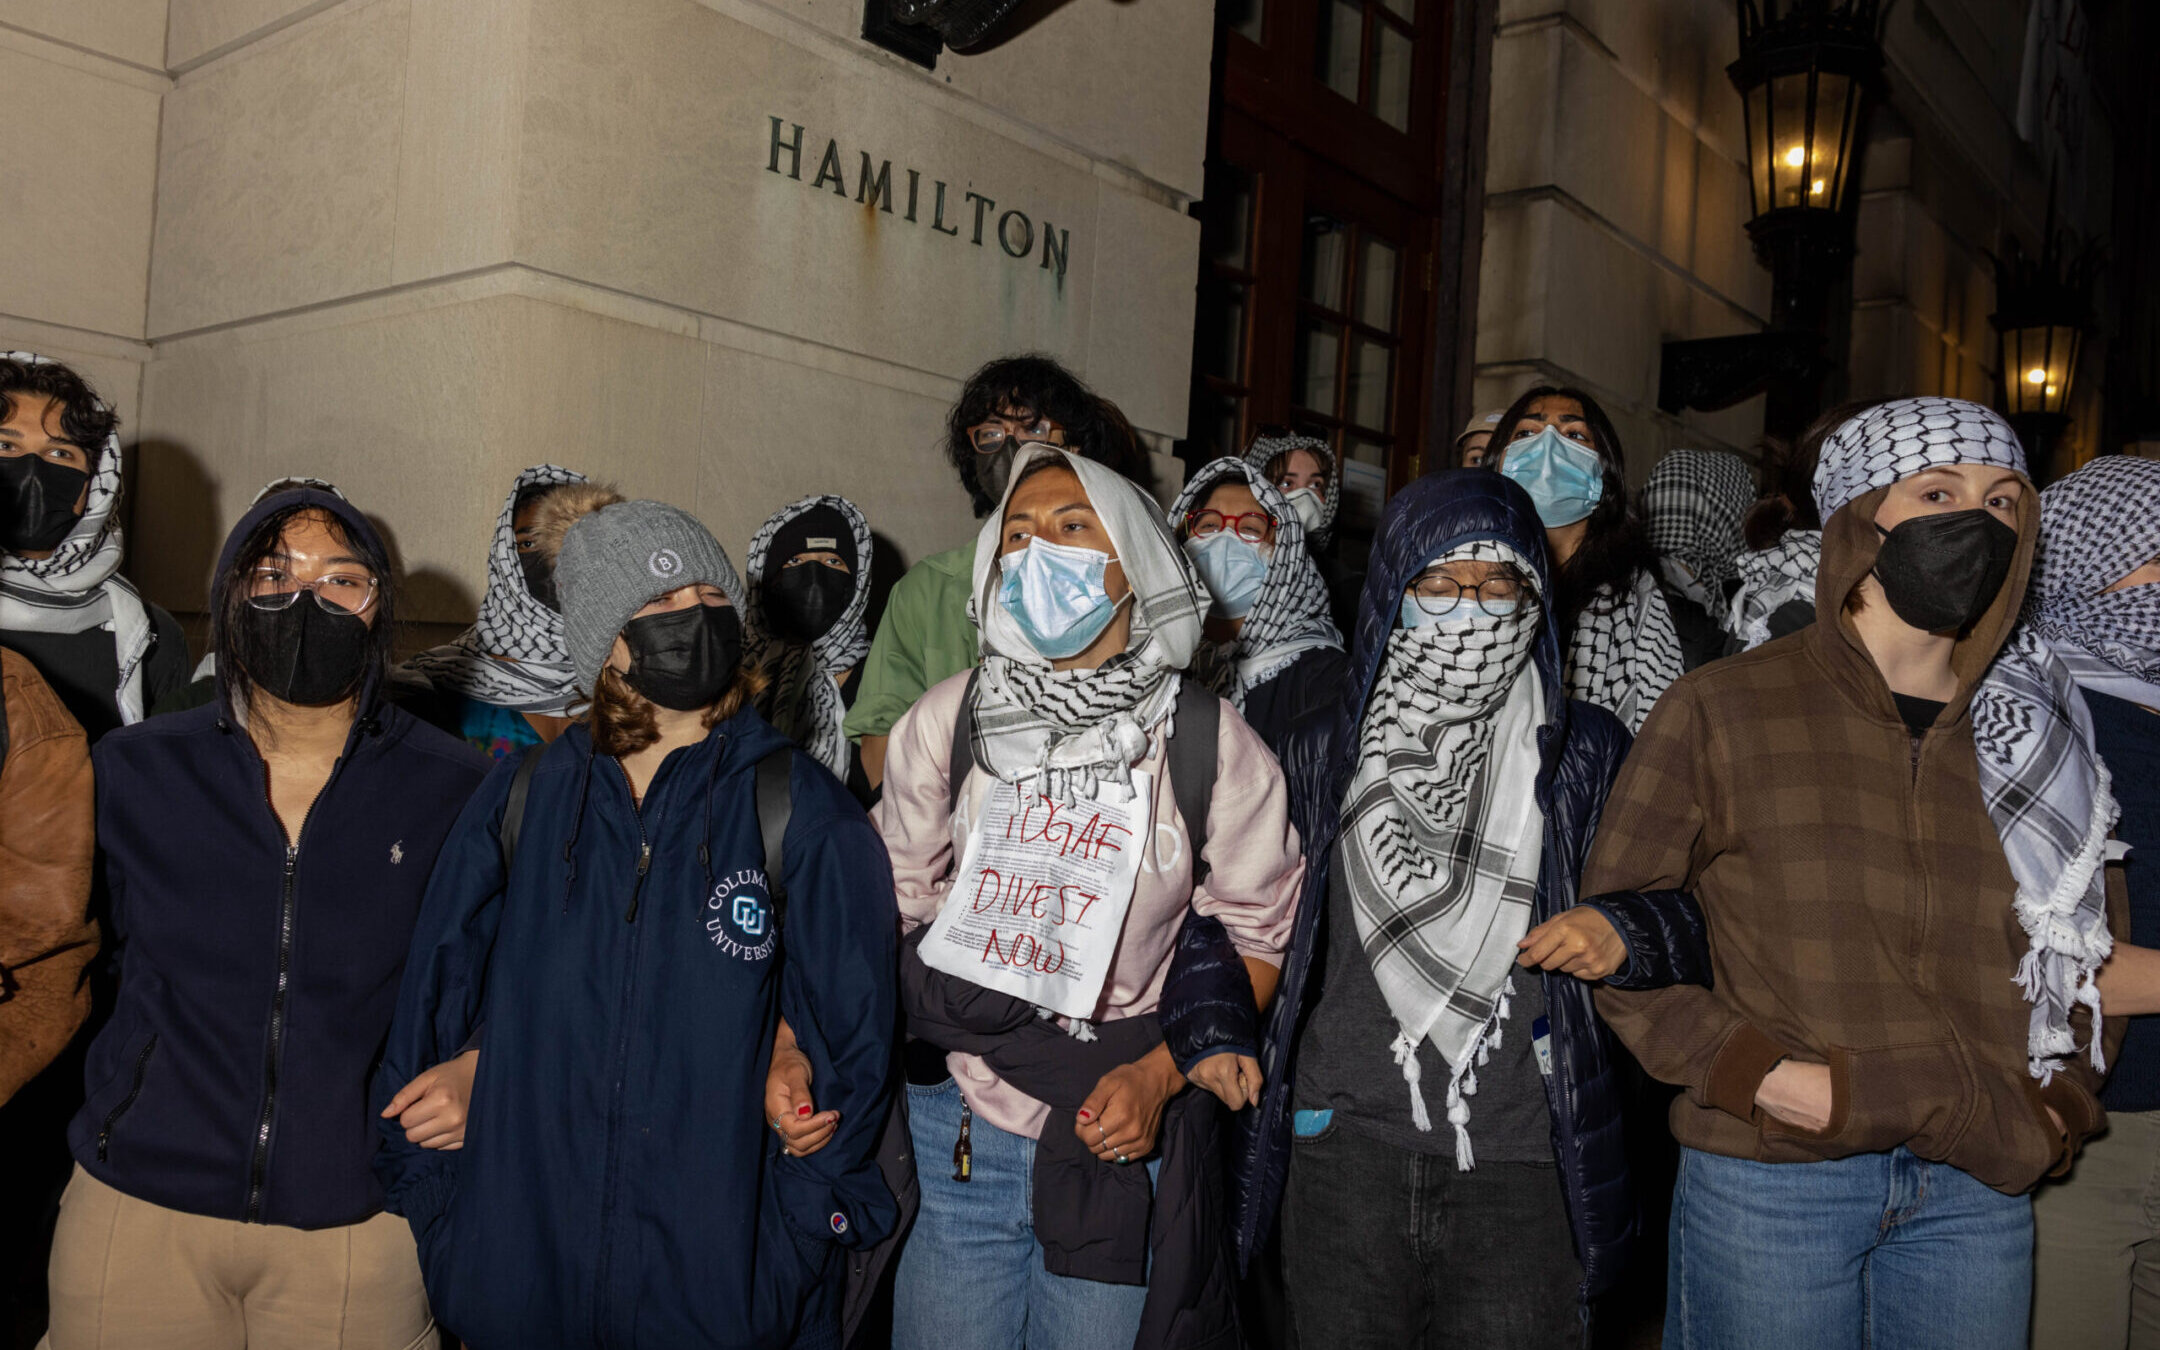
[1742,400,1874,550]
[945,355,1147,516]
[0,356,118,469]
[590,660,767,759]
[1489,385,1660,626]
[214,504,397,718]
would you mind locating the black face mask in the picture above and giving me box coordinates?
[1872,509,2020,634]
[764,563,853,644]
[518,550,560,612]
[976,448,1016,512]
[622,604,742,711]
[240,601,374,706]
[0,454,90,553]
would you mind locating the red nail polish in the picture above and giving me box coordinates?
[1077,1109,1093,1122]
[798,1104,813,1117]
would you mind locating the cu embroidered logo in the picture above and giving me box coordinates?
[648,548,682,579]
[389,841,404,865]
[706,868,776,961]
[733,893,767,936]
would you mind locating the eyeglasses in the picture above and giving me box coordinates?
[246,565,379,615]
[1184,509,1273,544]
[969,417,1056,455]
[1405,571,1526,618]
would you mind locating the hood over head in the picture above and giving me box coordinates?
[212,486,396,716]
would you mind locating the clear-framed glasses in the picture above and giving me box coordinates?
[1184,509,1274,544]
[1405,569,1525,618]
[969,417,1056,455]
[246,565,379,615]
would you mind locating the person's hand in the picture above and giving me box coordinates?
[381,1049,480,1150]
[1754,1059,1833,1132]
[1517,908,1628,981]
[766,1033,839,1158]
[1075,1044,1185,1163]
[2045,1105,2066,1136]
[1187,1052,1264,1111]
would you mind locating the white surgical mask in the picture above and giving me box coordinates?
[1282,486,1325,534]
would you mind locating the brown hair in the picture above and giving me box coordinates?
[529,481,626,567]
[589,660,768,759]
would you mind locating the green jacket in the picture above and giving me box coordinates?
[843,540,979,741]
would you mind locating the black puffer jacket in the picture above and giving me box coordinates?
[1170,471,1711,1304]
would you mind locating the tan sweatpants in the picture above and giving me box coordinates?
[2033,1108,2160,1350]
[42,1165,435,1350]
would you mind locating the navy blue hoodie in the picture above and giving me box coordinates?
[71,489,489,1229]
[372,707,898,1350]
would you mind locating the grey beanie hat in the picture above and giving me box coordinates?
[556,500,746,695]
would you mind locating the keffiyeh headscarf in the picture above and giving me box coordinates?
[405,465,588,715]
[1244,431,1341,545]
[1641,448,1755,608]
[1815,397,2114,1083]
[2033,455,2160,710]
[1566,571,1682,734]
[744,495,874,779]
[1339,541,1546,1170]
[1727,530,1822,651]
[1167,458,1342,711]
[971,445,1206,807]
[0,351,156,725]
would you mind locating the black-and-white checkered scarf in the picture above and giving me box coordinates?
[1727,530,1821,650]
[2034,455,2160,710]
[405,465,587,716]
[1244,431,1341,545]
[0,352,156,725]
[1168,458,1342,712]
[971,445,1207,807]
[744,494,874,779]
[1816,397,2114,1082]
[1642,448,1754,606]
[1339,541,1546,1169]
[1567,569,1682,734]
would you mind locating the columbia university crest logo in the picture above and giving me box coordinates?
[706,868,776,961]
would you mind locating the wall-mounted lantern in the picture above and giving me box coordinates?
[1990,229,2099,473]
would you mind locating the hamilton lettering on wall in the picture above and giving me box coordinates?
[766,117,1072,283]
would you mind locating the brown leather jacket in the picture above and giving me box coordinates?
[0,648,97,1105]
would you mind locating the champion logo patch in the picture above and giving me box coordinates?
[648,548,683,579]
[830,1212,849,1235]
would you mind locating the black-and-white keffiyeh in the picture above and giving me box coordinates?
[1815,397,2114,1083]
[1168,458,1342,711]
[2034,455,2160,710]
[744,494,874,779]
[1567,570,1681,734]
[1727,530,1821,651]
[1642,448,1755,608]
[405,465,588,715]
[1338,540,1546,1169]
[1244,431,1341,545]
[0,351,155,725]
[971,445,1206,807]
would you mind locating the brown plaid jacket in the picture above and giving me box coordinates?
[1591,488,2121,1195]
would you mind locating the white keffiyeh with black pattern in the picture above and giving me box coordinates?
[970,445,1206,807]
[1244,431,1341,545]
[1338,540,1545,1170]
[743,494,874,779]
[2033,454,2160,711]
[1642,448,1755,608]
[1816,397,2114,1083]
[1566,569,1681,734]
[1727,530,1822,650]
[405,465,588,716]
[1168,458,1342,711]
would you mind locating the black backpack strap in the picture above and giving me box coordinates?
[946,667,984,817]
[497,741,547,877]
[1169,679,1220,888]
[757,746,795,925]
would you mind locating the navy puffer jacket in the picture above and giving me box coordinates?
[1172,471,1710,1304]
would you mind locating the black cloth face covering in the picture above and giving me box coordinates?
[1872,509,2019,634]
[0,453,90,553]
[622,603,742,711]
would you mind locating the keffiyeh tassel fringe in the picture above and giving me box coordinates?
[2012,781,2119,1084]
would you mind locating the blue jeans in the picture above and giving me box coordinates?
[1667,1145,2033,1350]
[891,1078,1152,1350]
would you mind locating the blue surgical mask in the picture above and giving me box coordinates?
[1399,596,1519,630]
[998,537,1126,659]
[1498,425,1605,527]
[1184,532,1269,620]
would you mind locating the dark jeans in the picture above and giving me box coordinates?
[1279,1117,1581,1350]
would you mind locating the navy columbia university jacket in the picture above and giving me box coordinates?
[373,707,898,1349]
[1173,470,1711,1303]
[72,489,490,1229]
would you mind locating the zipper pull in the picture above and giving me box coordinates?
[285,844,298,874]
[623,843,652,924]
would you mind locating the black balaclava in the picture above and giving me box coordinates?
[761,504,859,645]
[0,454,90,553]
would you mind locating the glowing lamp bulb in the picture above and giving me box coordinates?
[1811,179,1825,195]
[2046,384,2060,397]
[2027,367,2049,385]
[1785,146,1807,167]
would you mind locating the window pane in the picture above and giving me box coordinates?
[1294,319,1342,414]
[1380,0,1414,19]
[1315,0,1361,100]
[1347,336,1392,430]
[1302,214,1349,309]
[1356,236,1399,331]
[1196,280,1247,382]
[1187,388,1244,462]
[1226,0,1264,42]
[1338,453,1388,534]
[1207,168,1256,270]
[1370,20,1413,131]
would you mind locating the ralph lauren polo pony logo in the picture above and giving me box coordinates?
[389,841,404,865]
[649,548,683,580]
